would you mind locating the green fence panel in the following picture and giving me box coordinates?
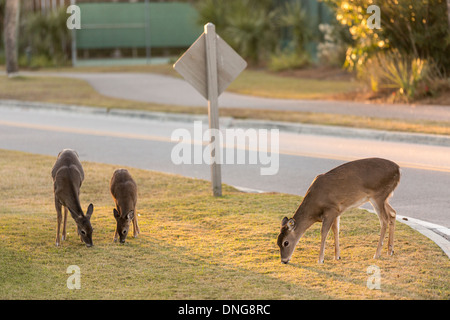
[77,2,201,49]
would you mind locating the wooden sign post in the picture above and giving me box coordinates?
[204,23,222,197]
[173,22,247,197]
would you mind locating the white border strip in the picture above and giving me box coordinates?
[396,214,450,259]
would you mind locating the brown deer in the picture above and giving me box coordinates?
[277,158,400,264]
[110,169,139,243]
[52,149,94,247]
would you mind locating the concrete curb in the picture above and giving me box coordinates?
[230,118,450,147]
[362,208,450,259]
[1,99,449,147]
[396,214,450,259]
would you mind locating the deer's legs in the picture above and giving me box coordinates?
[319,211,338,264]
[332,216,341,260]
[55,197,62,247]
[374,220,387,259]
[133,215,140,238]
[386,202,396,256]
[62,206,68,241]
[371,197,390,259]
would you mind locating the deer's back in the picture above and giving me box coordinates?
[110,169,137,208]
[52,149,84,182]
[52,150,85,212]
[305,158,400,210]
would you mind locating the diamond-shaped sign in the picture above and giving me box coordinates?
[173,32,247,99]
[172,23,246,197]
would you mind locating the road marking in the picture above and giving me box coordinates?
[0,120,173,143]
[1,119,450,173]
[276,149,450,173]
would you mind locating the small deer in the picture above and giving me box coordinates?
[277,158,400,264]
[52,149,94,247]
[110,169,139,243]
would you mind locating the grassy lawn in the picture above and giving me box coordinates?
[228,69,358,99]
[1,75,449,136]
[0,149,448,299]
[0,75,205,115]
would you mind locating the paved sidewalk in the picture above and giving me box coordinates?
[15,71,450,122]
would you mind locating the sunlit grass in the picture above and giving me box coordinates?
[228,69,359,99]
[0,149,448,299]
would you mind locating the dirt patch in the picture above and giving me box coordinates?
[414,90,450,106]
[332,89,450,106]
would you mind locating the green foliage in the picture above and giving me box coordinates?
[223,0,279,64]
[317,23,348,66]
[364,51,426,101]
[196,0,313,67]
[379,0,450,72]
[361,50,450,102]
[278,0,313,54]
[322,0,450,73]
[19,7,71,67]
[18,54,55,69]
[267,50,311,72]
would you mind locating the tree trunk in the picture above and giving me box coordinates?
[447,0,450,30]
[4,0,20,75]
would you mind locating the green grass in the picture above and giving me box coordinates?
[1,75,450,136]
[0,75,204,115]
[0,149,448,299]
[228,69,358,99]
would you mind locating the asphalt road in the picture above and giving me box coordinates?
[0,105,449,228]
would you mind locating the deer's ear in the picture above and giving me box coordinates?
[113,208,120,220]
[281,217,289,227]
[287,218,296,231]
[126,210,134,221]
[86,204,94,220]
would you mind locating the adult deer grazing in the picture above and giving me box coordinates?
[110,169,139,243]
[52,149,94,247]
[277,158,400,264]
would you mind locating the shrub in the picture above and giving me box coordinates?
[361,50,448,102]
[317,23,347,67]
[19,7,71,67]
[278,0,313,55]
[223,0,279,65]
[196,0,314,66]
[268,50,311,72]
[323,0,450,74]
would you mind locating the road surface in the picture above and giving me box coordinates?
[0,104,449,228]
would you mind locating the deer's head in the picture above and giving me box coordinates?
[113,208,134,243]
[277,217,298,264]
[71,204,94,247]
